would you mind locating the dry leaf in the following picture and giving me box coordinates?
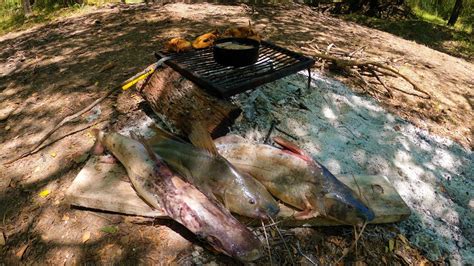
[82,231,91,243]
[398,234,409,245]
[39,189,50,198]
[0,232,5,246]
[388,239,395,252]
[101,226,118,234]
[15,243,29,259]
[50,152,57,158]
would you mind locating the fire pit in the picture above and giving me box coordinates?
[156,41,315,98]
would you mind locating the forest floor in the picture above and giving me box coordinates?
[0,2,472,265]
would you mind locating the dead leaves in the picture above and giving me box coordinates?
[15,243,29,259]
[82,231,91,243]
[101,225,118,234]
[0,232,5,246]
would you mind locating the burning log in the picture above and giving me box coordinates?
[137,66,241,154]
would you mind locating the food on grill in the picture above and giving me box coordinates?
[192,30,219,49]
[165,37,192,53]
[215,42,255,50]
[92,130,263,262]
[216,135,375,225]
[222,21,262,42]
[147,125,280,220]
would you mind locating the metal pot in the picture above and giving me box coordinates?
[213,38,260,67]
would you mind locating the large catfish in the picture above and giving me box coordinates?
[92,130,262,262]
[146,126,280,220]
[215,135,375,225]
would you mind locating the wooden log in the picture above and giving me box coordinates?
[66,156,411,226]
[137,66,241,153]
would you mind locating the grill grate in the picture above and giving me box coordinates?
[156,41,315,98]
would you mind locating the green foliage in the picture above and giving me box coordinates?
[407,0,474,31]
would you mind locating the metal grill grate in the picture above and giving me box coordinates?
[156,41,315,98]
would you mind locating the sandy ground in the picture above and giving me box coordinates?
[0,2,473,264]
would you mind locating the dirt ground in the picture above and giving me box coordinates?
[0,2,472,264]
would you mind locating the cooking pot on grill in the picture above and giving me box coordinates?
[213,38,260,67]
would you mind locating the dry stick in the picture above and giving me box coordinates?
[4,86,118,165]
[307,50,431,99]
[336,221,368,264]
[370,69,394,98]
[261,219,273,266]
[268,215,295,265]
[296,240,317,265]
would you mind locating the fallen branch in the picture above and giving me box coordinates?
[302,47,431,99]
[4,64,160,165]
[4,88,117,165]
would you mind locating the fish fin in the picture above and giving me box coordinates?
[91,129,105,155]
[293,194,325,220]
[188,123,218,156]
[131,131,160,162]
[148,124,186,143]
[272,136,312,162]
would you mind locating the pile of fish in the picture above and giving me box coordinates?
[92,124,375,261]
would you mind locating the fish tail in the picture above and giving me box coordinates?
[188,123,218,156]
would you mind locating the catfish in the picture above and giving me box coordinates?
[92,130,262,261]
[146,125,280,220]
[215,135,375,225]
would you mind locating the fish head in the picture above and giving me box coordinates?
[222,167,280,220]
[323,191,375,225]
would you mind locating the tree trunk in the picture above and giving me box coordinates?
[22,0,32,15]
[348,0,364,13]
[367,0,380,16]
[137,66,241,153]
[447,0,463,26]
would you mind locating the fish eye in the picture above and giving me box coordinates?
[249,199,256,205]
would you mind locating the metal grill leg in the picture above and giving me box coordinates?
[307,68,311,90]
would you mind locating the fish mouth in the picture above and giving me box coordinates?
[361,208,375,222]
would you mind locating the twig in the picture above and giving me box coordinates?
[269,215,294,265]
[306,49,431,99]
[261,219,273,266]
[4,87,117,165]
[264,121,278,144]
[296,240,317,265]
[336,221,368,264]
[275,127,298,141]
[370,69,393,98]
[348,46,366,58]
